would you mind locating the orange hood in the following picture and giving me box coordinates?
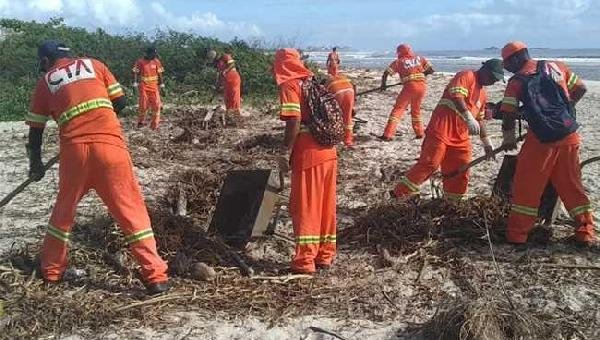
[273,48,313,85]
[396,44,415,58]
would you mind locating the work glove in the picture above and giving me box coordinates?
[460,111,480,135]
[132,82,139,88]
[481,136,495,161]
[502,129,518,151]
[26,144,45,182]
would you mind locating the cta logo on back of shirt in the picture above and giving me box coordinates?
[45,59,96,94]
[403,56,422,69]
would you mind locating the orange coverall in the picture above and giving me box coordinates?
[216,54,242,114]
[394,70,487,200]
[26,57,168,284]
[326,74,355,146]
[274,49,338,274]
[133,58,164,129]
[383,45,432,138]
[500,60,595,244]
[326,52,340,76]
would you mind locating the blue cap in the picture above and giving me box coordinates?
[37,40,70,59]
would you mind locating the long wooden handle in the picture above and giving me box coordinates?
[356,82,402,97]
[0,154,60,209]
[442,134,526,179]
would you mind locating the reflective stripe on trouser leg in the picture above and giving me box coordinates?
[336,92,355,145]
[549,143,596,242]
[441,144,471,201]
[290,159,337,273]
[88,143,168,283]
[41,144,90,282]
[506,136,555,243]
[316,159,337,266]
[395,135,448,197]
[383,88,412,138]
[224,71,241,111]
[408,82,426,137]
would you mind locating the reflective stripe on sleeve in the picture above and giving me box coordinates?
[107,83,123,96]
[502,96,519,108]
[399,176,419,193]
[25,112,51,124]
[445,192,467,201]
[449,86,469,97]
[281,103,301,112]
[567,73,579,90]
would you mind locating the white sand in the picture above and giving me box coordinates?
[1,69,599,339]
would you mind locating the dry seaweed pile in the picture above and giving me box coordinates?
[341,196,510,258]
[414,295,549,340]
[237,133,281,154]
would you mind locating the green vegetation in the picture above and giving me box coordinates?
[0,18,278,121]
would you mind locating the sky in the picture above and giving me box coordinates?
[0,0,599,51]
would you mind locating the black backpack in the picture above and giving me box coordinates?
[516,61,578,143]
[301,78,345,147]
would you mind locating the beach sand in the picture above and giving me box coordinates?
[1,69,599,339]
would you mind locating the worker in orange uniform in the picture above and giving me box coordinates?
[326,47,340,76]
[380,44,434,140]
[207,50,242,115]
[498,41,596,246]
[25,41,170,294]
[325,73,356,147]
[273,48,338,274]
[393,59,504,200]
[132,46,164,130]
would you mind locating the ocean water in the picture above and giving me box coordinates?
[307,49,600,81]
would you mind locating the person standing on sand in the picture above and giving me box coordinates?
[132,46,165,130]
[379,44,434,141]
[325,73,357,147]
[207,49,242,116]
[326,47,340,76]
[498,41,596,246]
[273,48,338,274]
[26,40,170,295]
[392,59,503,200]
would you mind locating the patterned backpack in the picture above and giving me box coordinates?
[301,78,345,146]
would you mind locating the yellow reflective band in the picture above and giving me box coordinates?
[125,229,154,245]
[58,98,113,126]
[388,116,401,123]
[569,204,592,217]
[296,236,321,245]
[281,103,301,112]
[321,234,337,243]
[227,59,235,65]
[567,74,578,90]
[25,112,50,124]
[445,192,467,201]
[141,76,159,82]
[511,204,538,217]
[449,86,469,97]
[107,83,123,96]
[401,73,425,82]
[399,176,419,193]
[47,225,70,243]
[438,98,460,113]
[502,97,519,107]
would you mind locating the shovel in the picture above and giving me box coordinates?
[0,154,60,209]
[356,82,402,97]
